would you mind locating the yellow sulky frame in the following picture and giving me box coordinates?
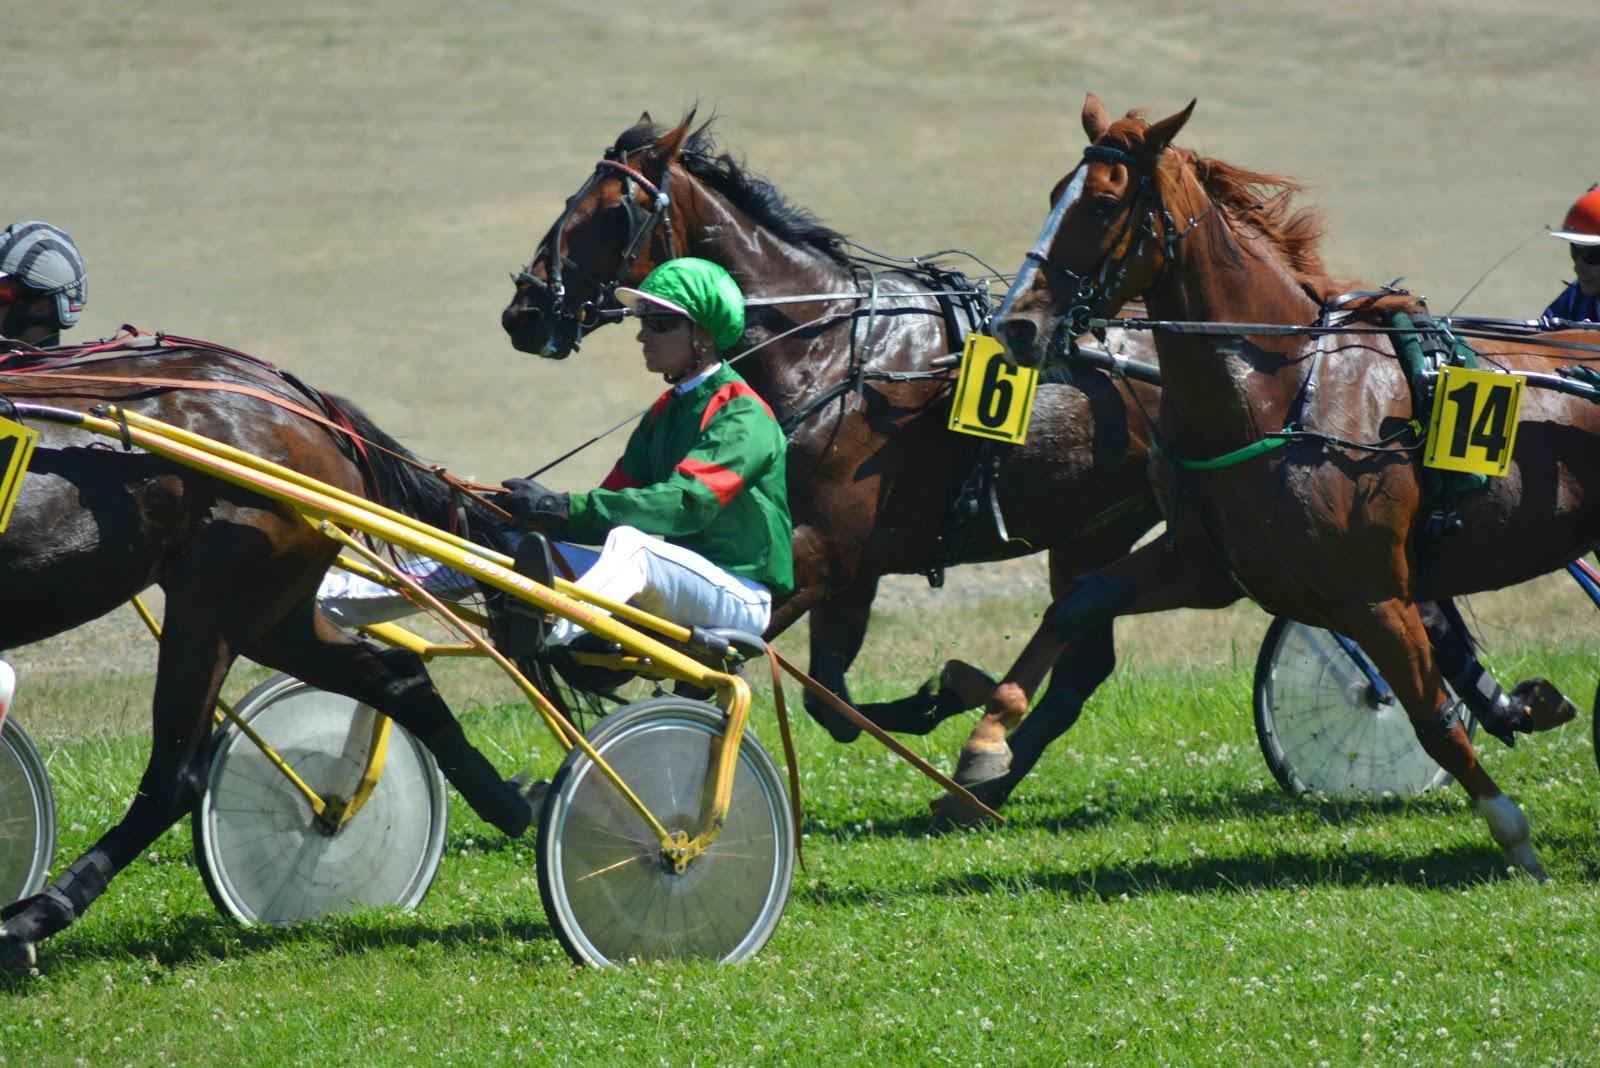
[63,403,753,870]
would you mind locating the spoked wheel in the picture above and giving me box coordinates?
[537,697,794,967]
[1254,618,1473,798]
[0,717,55,905]
[192,674,449,924]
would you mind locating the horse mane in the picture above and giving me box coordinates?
[614,115,852,265]
[323,394,515,555]
[1109,112,1421,316]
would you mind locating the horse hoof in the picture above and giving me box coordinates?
[1511,679,1577,733]
[0,929,37,976]
[938,659,998,711]
[927,791,994,832]
[954,744,1011,786]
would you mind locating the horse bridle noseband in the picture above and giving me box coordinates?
[1029,143,1211,350]
[513,147,683,342]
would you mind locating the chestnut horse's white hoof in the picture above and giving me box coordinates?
[954,742,1011,786]
[0,928,37,976]
[1477,794,1550,881]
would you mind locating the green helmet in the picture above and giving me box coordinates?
[615,257,745,352]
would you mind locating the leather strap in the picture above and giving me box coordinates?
[768,647,1004,823]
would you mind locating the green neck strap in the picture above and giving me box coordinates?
[1159,432,1292,470]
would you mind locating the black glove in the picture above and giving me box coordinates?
[499,477,569,523]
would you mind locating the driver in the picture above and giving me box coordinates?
[319,257,793,645]
[1542,186,1600,325]
[0,220,87,347]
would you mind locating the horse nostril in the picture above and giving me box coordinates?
[999,319,1037,360]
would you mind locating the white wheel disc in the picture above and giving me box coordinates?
[193,675,448,924]
[0,718,55,905]
[1255,619,1464,797]
[537,698,793,967]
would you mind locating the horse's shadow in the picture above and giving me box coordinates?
[2,912,557,991]
[803,782,1469,843]
[801,836,1584,911]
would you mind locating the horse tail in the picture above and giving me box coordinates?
[318,392,514,556]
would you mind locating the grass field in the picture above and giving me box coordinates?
[7,1,1600,1062]
[3,639,1598,1065]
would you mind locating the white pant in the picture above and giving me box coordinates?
[315,526,772,644]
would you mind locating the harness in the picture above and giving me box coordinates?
[513,150,681,349]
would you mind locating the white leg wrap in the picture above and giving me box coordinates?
[1476,794,1546,878]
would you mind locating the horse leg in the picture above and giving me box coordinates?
[1421,599,1576,745]
[244,601,537,837]
[933,536,1238,825]
[801,577,999,742]
[0,602,235,973]
[799,578,875,743]
[1344,599,1547,880]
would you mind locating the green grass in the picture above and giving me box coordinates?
[4,644,1598,1065]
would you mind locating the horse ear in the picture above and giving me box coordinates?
[654,111,696,166]
[637,110,653,126]
[1082,93,1112,142]
[1143,99,1196,161]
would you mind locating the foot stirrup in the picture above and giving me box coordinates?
[490,533,557,656]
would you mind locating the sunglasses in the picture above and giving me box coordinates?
[1572,244,1600,267]
[639,311,688,334]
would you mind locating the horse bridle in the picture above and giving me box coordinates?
[1027,143,1211,352]
[512,147,683,343]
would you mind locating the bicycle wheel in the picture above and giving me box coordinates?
[1254,618,1471,798]
[192,674,448,925]
[0,717,55,906]
[537,697,794,967]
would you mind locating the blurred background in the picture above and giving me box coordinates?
[6,0,1596,693]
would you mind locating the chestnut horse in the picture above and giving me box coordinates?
[500,113,1167,810]
[981,94,1599,875]
[0,343,544,971]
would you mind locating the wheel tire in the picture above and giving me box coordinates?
[1591,678,1600,779]
[192,674,449,925]
[537,697,794,967]
[0,718,55,905]
[1254,618,1473,798]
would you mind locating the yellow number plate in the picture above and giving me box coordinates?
[1422,365,1524,477]
[948,333,1040,444]
[0,414,38,533]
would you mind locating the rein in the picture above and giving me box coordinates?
[0,331,510,514]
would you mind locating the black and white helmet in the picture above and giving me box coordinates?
[0,221,87,329]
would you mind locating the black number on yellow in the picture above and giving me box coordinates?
[1446,380,1513,463]
[977,356,1014,428]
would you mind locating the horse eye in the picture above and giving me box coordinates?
[1093,197,1122,219]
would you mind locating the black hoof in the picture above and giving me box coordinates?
[0,930,37,976]
[802,695,861,744]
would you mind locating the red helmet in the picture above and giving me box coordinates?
[1552,187,1600,246]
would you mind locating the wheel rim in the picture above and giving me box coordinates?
[196,677,448,924]
[540,700,792,966]
[0,720,55,904]
[1259,621,1455,797]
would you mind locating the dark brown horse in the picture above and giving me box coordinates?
[500,113,1167,809]
[982,94,1600,873]
[0,343,545,971]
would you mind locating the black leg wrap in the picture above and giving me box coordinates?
[14,848,117,926]
[1411,698,1465,745]
[1049,573,1138,643]
[423,721,532,837]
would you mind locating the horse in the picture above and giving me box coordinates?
[500,112,1169,811]
[0,340,548,971]
[982,93,1599,875]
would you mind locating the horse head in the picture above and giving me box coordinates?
[501,112,697,359]
[990,94,1197,367]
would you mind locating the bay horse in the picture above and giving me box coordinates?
[0,341,546,972]
[500,113,1168,810]
[982,94,1598,875]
